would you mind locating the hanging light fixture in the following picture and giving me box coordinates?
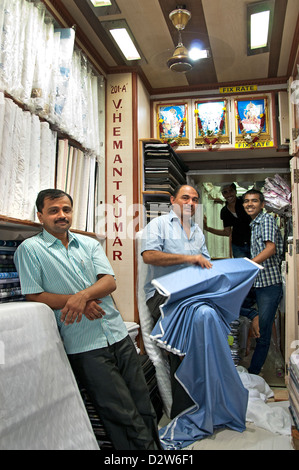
[167,6,193,73]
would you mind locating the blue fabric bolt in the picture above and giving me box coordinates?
[150,258,261,449]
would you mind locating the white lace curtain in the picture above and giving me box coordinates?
[0,0,105,159]
[0,92,57,221]
[0,0,105,230]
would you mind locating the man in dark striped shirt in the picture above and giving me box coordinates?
[243,189,283,375]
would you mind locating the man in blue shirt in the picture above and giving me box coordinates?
[141,184,212,417]
[142,185,212,323]
[243,189,283,375]
[14,189,160,450]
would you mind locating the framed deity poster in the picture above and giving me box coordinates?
[194,99,229,146]
[156,103,189,147]
[234,96,271,144]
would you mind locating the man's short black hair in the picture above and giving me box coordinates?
[221,183,236,192]
[36,189,73,212]
[172,184,200,199]
[242,188,264,203]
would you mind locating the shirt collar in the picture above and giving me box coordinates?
[250,211,264,227]
[42,229,79,247]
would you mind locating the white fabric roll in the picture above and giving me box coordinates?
[0,301,99,450]
[0,98,17,215]
[27,114,41,221]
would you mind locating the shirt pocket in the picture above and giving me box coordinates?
[79,256,96,281]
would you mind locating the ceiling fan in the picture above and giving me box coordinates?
[167,5,209,73]
[167,5,193,72]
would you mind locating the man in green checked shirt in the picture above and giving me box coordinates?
[243,188,284,375]
[14,189,161,450]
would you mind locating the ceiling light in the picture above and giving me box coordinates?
[189,47,209,61]
[109,28,141,61]
[89,0,112,6]
[250,10,270,49]
[247,0,274,56]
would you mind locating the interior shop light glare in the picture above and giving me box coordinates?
[109,28,141,60]
[250,10,270,49]
[189,47,209,61]
[89,1,112,7]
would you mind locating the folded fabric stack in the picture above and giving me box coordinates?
[229,320,242,366]
[139,354,164,423]
[288,351,299,431]
[143,143,188,195]
[144,200,172,224]
[263,174,292,217]
[0,240,24,304]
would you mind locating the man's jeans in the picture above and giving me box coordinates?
[232,243,251,259]
[248,283,283,375]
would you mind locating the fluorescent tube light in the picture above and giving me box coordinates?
[247,0,274,55]
[109,28,141,60]
[250,10,270,49]
[189,47,209,61]
[89,1,112,6]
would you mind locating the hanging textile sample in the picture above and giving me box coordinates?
[40,121,57,191]
[6,107,30,219]
[54,27,75,123]
[56,138,97,231]
[150,257,261,449]
[19,0,41,104]
[0,97,17,215]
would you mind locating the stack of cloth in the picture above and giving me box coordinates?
[289,351,299,431]
[139,354,164,423]
[229,319,242,366]
[263,174,292,217]
[78,384,114,449]
[143,143,188,194]
[144,200,171,225]
[0,240,24,304]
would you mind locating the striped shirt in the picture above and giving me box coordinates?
[250,212,283,288]
[14,230,128,354]
[141,210,210,301]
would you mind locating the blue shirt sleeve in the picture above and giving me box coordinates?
[14,242,44,295]
[90,241,115,277]
[140,217,164,254]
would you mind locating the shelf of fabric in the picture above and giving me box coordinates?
[143,142,188,195]
[0,216,106,242]
[142,192,172,225]
[140,140,188,227]
[288,351,299,431]
[0,241,24,304]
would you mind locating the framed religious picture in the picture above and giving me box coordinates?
[194,99,229,147]
[156,102,189,147]
[234,96,271,146]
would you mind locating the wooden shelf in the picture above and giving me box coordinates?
[0,216,41,231]
[142,190,171,196]
[0,215,106,240]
